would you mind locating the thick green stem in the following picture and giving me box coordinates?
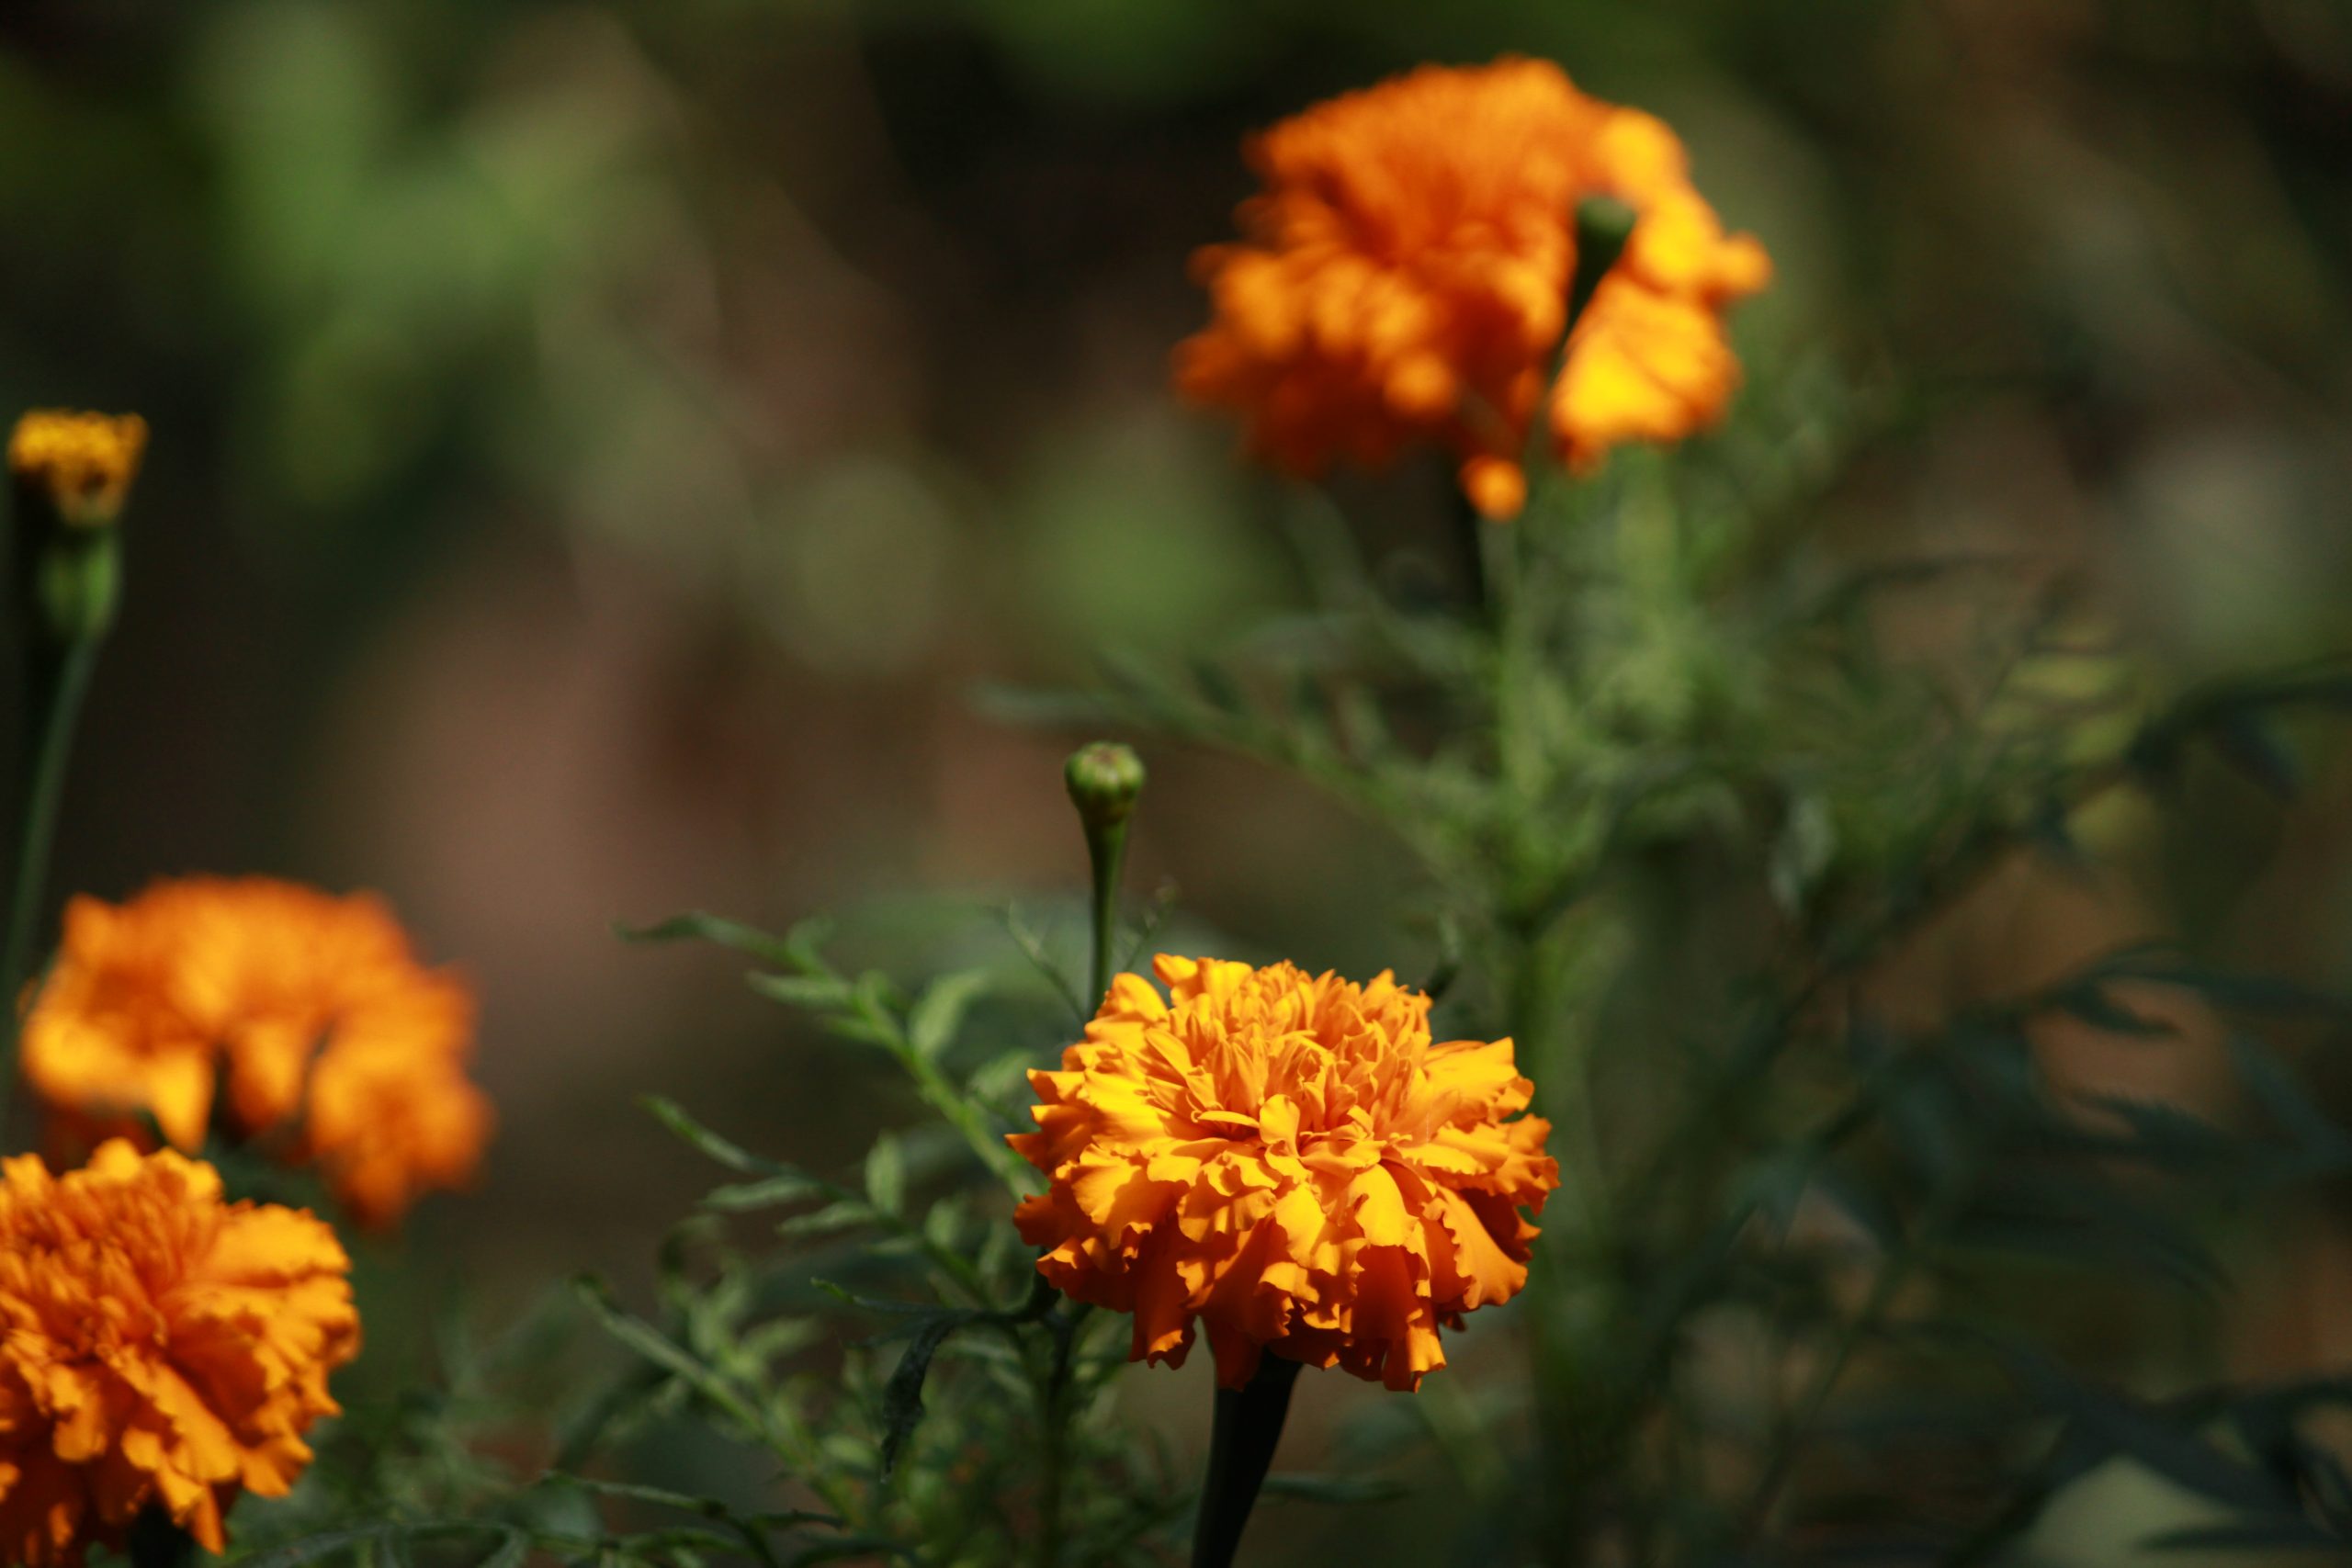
[1083,819,1127,1009]
[1190,1354,1300,1568]
[0,632,99,1116]
[1035,742,1141,1564]
[1035,1301,1092,1568]
[1506,929,1620,1567]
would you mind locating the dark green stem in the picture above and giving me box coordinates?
[0,632,99,1112]
[1035,742,1143,1562]
[1190,1354,1300,1568]
[1083,818,1127,1009]
[1041,807,1119,1559]
[1035,1301,1092,1568]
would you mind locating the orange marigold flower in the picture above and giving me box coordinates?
[20,876,492,1226]
[1174,58,1770,517]
[0,1141,359,1566]
[1011,955,1557,1391]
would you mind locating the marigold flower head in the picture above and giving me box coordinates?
[0,1141,359,1566]
[7,412,147,528]
[20,876,492,1226]
[1012,955,1557,1391]
[1174,58,1770,517]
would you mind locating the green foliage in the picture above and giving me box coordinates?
[236,914,1193,1568]
[989,367,2352,1562]
[225,362,2352,1567]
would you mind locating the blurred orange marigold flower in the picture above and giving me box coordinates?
[1174,58,1770,518]
[0,1141,359,1566]
[20,876,492,1226]
[1011,955,1557,1391]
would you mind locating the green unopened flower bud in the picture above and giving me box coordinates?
[1065,742,1146,831]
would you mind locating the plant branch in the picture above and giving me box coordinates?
[0,633,99,1120]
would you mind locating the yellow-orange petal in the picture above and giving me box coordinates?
[1461,455,1528,520]
[1007,956,1556,1391]
[1177,58,1769,511]
[0,1143,357,1567]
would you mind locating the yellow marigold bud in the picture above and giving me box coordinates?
[0,1141,359,1566]
[7,411,146,530]
[1011,955,1558,1392]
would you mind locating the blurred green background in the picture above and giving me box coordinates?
[6,1,2352,1559]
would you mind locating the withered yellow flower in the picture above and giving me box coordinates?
[1012,956,1557,1391]
[0,1142,359,1566]
[21,876,492,1227]
[1174,58,1770,518]
[6,412,147,528]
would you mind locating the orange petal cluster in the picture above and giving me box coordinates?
[0,1142,359,1566]
[1012,956,1557,1391]
[20,876,492,1226]
[1174,57,1771,518]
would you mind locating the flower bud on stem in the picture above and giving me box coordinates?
[1035,742,1145,1568]
[2,411,143,1117]
[1190,1354,1301,1568]
[1065,741,1144,1007]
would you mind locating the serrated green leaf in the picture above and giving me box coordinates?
[865,1133,907,1216]
[704,1174,823,1213]
[642,1098,777,1177]
[810,1279,939,1317]
[880,1314,971,1475]
[776,1200,873,1239]
[551,1473,733,1514]
[741,1316,823,1364]
[571,1278,766,1436]
[972,1047,1037,1107]
[907,969,992,1063]
[746,972,854,1010]
[615,913,797,969]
